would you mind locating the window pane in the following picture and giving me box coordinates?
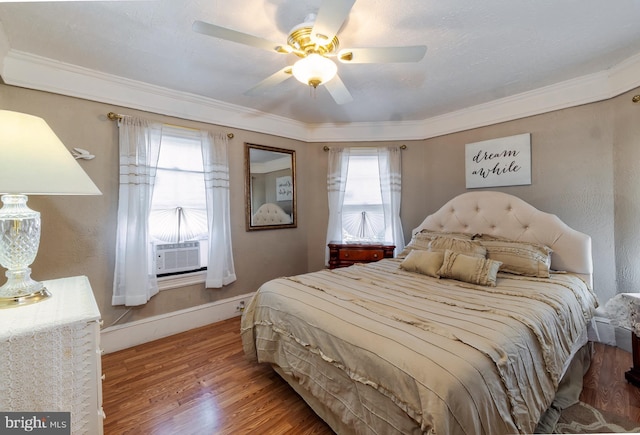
[152,169,206,210]
[343,155,381,205]
[150,130,208,245]
[157,129,204,172]
[342,205,385,242]
[342,153,385,242]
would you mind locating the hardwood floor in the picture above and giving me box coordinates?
[102,316,640,434]
[102,316,332,434]
[580,341,640,422]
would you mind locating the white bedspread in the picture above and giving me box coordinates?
[241,259,598,434]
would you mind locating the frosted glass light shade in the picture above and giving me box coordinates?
[292,54,337,88]
[0,110,101,308]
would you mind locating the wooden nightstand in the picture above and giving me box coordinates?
[626,333,640,387]
[328,241,395,269]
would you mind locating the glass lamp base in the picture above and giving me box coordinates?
[0,194,50,308]
[0,268,51,309]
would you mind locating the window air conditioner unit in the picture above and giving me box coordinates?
[155,241,201,274]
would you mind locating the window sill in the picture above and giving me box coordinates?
[158,270,206,291]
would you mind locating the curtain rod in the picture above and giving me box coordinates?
[323,144,407,151]
[107,112,235,139]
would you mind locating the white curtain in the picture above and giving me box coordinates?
[325,147,350,265]
[378,146,405,255]
[112,117,162,306]
[200,131,237,288]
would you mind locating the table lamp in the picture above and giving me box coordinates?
[0,110,101,308]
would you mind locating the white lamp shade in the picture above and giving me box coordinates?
[292,54,338,87]
[0,110,101,195]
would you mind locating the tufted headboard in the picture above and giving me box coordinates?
[414,191,593,285]
[252,202,292,225]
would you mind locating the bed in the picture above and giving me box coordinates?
[240,191,598,434]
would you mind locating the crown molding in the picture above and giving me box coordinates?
[0,22,9,72]
[1,50,310,140]
[606,52,640,96]
[2,49,640,142]
[305,54,640,142]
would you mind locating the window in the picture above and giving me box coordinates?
[113,116,235,306]
[150,127,208,277]
[326,145,404,266]
[342,149,385,243]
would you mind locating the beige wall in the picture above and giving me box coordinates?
[1,82,638,325]
[0,83,311,327]
[306,89,640,305]
[613,89,640,297]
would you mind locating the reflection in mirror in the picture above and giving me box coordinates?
[245,143,296,231]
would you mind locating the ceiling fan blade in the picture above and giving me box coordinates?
[324,74,353,105]
[338,46,427,64]
[311,0,356,44]
[193,20,288,53]
[244,66,293,96]
[0,0,157,2]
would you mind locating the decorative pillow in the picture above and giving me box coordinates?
[474,235,552,278]
[398,230,476,258]
[399,250,444,278]
[437,250,502,287]
[428,236,486,258]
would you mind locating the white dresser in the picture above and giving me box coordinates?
[0,276,104,434]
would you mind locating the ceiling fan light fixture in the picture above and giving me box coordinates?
[292,53,337,88]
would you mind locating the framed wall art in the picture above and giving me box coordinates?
[276,175,293,201]
[465,133,531,189]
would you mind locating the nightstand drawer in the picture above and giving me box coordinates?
[339,249,384,261]
[328,241,395,269]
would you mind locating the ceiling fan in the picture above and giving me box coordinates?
[192,0,427,105]
[0,0,155,2]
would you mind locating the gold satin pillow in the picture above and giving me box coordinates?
[437,250,502,287]
[398,230,474,258]
[428,236,486,258]
[474,235,552,278]
[399,250,444,278]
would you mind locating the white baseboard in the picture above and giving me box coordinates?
[591,316,617,346]
[100,292,255,354]
[616,326,632,353]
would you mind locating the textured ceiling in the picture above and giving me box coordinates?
[1,0,640,126]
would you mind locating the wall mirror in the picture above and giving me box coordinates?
[245,143,296,231]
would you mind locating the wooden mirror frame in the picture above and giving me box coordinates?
[245,143,297,231]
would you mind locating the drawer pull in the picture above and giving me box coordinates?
[373,253,378,258]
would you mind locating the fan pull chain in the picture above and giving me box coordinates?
[309,85,318,99]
